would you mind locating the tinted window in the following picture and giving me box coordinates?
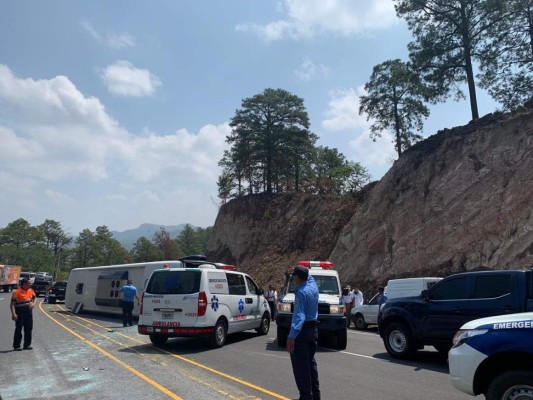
[368,293,379,305]
[245,276,258,295]
[146,270,201,294]
[429,277,469,300]
[53,282,67,288]
[287,275,339,295]
[227,273,246,295]
[474,275,512,299]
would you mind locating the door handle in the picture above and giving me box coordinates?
[245,298,253,304]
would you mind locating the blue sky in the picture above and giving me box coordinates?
[0,1,499,235]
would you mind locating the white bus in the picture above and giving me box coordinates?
[65,256,225,317]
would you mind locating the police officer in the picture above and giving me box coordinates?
[287,266,320,400]
[10,278,37,351]
[119,279,140,327]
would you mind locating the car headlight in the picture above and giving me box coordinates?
[329,304,345,314]
[278,303,292,313]
[452,329,488,348]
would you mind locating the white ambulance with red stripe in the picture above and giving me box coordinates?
[276,261,347,349]
[138,264,271,348]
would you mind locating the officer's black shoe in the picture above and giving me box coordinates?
[14,347,22,351]
[23,346,33,350]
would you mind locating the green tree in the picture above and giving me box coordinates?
[39,219,72,279]
[395,0,506,120]
[176,224,200,255]
[225,88,316,195]
[311,147,370,194]
[152,227,180,260]
[93,226,130,265]
[73,229,95,268]
[479,0,533,110]
[359,59,429,157]
[0,219,51,269]
[131,237,162,262]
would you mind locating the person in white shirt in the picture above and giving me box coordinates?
[341,285,355,328]
[353,287,364,307]
[265,285,278,321]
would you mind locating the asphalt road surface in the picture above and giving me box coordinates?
[0,297,479,400]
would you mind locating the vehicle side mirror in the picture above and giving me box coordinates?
[421,290,429,300]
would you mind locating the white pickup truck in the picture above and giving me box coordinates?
[351,277,442,330]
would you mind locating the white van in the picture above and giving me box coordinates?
[351,277,442,330]
[138,266,271,348]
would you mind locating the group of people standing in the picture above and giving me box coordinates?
[340,285,364,328]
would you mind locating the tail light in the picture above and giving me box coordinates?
[140,292,144,315]
[198,291,208,317]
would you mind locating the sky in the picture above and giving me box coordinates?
[0,1,499,235]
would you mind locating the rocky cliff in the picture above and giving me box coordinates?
[206,192,360,289]
[207,105,533,293]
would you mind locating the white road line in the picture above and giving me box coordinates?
[347,330,380,337]
[319,347,378,360]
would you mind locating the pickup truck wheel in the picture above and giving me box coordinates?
[208,319,227,348]
[336,329,347,350]
[384,322,415,359]
[256,313,270,335]
[353,314,367,330]
[149,334,168,346]
[486,370,533,400]
[277,325,288,348]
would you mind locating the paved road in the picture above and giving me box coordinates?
[0,296,479,400]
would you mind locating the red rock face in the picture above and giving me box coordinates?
[331,109,533,289]
[207,107,533,293]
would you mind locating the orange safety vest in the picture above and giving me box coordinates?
[12,287,36,309]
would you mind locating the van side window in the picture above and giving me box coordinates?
[76,283,84,294]
[474,275,512,299]
[245,276,258,295]
[226,273,246,295]
[429,277,468,300]
[369,294,379,305]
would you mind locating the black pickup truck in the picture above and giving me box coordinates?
[32,279,52,297]
[378,269,533,359]
[47,281,67,304]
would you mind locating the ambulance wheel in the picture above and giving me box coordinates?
[256,313,270,335]
[336,329,347,349]
[384,322,415,359]
[486,370,533,400]
[353,314,367,330]
[277,326,288,348]
[208,319,227,348]
[149,334,168,346]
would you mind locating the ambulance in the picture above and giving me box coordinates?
[276,261,346,349]
[138,265,271,348]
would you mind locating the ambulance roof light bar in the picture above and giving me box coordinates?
[297,261,334,269]
[215,263,238,271]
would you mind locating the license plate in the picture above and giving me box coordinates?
[162,312,173,320]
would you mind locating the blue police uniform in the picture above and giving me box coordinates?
[119,283,138,327]
[289,269,320,400]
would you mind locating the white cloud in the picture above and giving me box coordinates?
[101,61,161,97]
[294,57,330,82]
[0,65,229,232]
[81,21,136,49]
[322,87,369,131]
[236,0,397,42]
[321,86,396,180]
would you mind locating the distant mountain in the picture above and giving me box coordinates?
[112,223,190,251]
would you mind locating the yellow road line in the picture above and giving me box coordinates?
[49,305,250,400]
[39,301,183,400]
[53,304,290,400]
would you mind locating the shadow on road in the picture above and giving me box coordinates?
[372,350,449,374]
